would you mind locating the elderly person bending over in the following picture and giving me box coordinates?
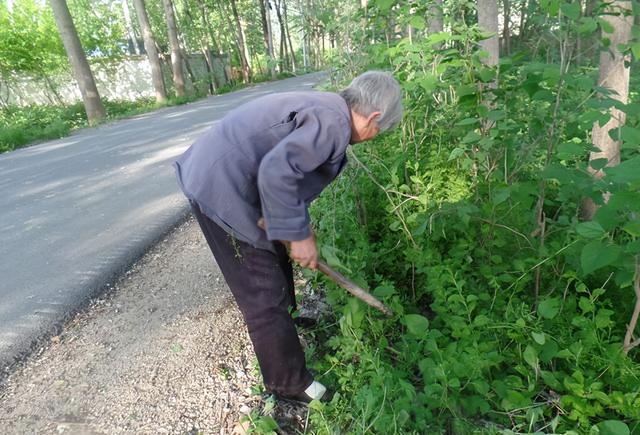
[173,71,403,403]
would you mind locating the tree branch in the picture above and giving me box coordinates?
[623,256,640,354]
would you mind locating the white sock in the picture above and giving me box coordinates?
[304,381,327,400]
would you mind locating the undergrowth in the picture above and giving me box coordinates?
[296,26,640,435]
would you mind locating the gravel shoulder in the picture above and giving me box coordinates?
[0,218,311,434]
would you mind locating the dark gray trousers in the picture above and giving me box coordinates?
[190,201,313,396]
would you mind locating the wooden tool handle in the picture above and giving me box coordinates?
[258,218,393,317]
[316,261,393,316]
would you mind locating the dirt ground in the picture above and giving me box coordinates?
[0,217,314,434]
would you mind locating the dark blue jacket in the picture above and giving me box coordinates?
[173,91,352,252]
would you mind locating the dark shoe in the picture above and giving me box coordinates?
[293,316,318,329]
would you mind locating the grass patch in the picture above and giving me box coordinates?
[0,77,271,153]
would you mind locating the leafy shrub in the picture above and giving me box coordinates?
[305,25,640,435]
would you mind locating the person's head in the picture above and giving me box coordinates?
[340,71,403,144]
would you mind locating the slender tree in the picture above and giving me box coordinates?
[196,0,224,87]
[230,0,251,82]
[121,0,140,55]
[132,0,167,103]
[502,0,511,55]
[477,0,499,68]
[273,0,290,71]
[283,0,297,72]
[259,0,276,78]
[49,0,105,124]
[428,0,443,35]
[162,0,186,96]
[581,0,633,220]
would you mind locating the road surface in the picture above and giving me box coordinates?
[0,73,326,373]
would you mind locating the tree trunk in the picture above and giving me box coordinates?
[181,49,198,93]
[581,0,598,65]
[502,0,511,55]
[132,0,167,103]
[298,0,309,70]
[259,0,276,78]
[194,0,222,88]
[518,0,528,51]
[273,0,289,71]
[179,0,215,92]
[428,0,443,34]
[283,0,296,72]
[49,0,105,124]
[230,0,251,83]
[162,0,185,97]
[121,0,140,55]
[581,0,633,220]
[477,0,500,68]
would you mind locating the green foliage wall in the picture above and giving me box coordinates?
[304,1,640,433]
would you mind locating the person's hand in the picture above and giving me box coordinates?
[289,233,318,269]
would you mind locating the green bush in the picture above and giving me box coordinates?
[304,28,640,435]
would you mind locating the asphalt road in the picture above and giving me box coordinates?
[0,72,326,373]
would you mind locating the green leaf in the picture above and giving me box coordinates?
[594,205,620,231]
[449,147,466,161]
[540,340,559,362]
[632,42,640,60]
[581,241,621,274]
[345,298,365,328]
[461,131,482,144]
[620,125,640,144]
[487,110,505,121]
[595,309,614,329]
[503,390,529,410]
[538,298,561,319]
[541,370,562,389]
[561,2,581,20]
[255,415,279,432]
[605,156,640,183]
[625,240,640,254]
[427,32,452,46]
[410,16,426,30]
[532,332,546,345]
[540,0,560,15]
[376,0,395,11]
[419,75,438,92]
[623,220,640,237]
[576,221,605,239]
[557,141,584,159]
[524,345,538,369]
[321,245,351,273]
[579,297,595,313]
[477,67,496,83]
[373,285,396,298]
[596,420,630,435]
[404,314,429,337]
[492,187,510,205]
[599,18,615,34]
[578,17,598,34]
[455,118,479,126]
[589,157,609,171]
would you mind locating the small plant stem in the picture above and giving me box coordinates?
[532,32,570,307]
[498,240,579,311]
[348,148,416,246]
[623,256,640,354]
[477,218,534,248]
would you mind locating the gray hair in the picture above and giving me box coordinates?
[339,71,403,132]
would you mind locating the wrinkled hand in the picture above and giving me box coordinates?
[289,233,318,269]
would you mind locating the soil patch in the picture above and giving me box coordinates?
[0,218,312,434]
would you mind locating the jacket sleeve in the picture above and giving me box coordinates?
[257,107,343,241]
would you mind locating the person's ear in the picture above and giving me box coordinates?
[366,111,382,127]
